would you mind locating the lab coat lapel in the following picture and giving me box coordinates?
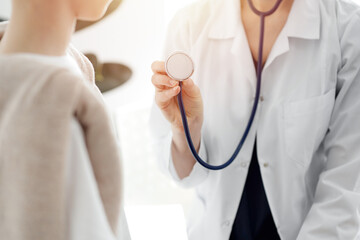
[286,0,321,40]
[231,30,258,93]
[264,0,321,69]
[207,0,240,40]
[208,0,257,93]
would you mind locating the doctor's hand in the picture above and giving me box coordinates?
[151,61,203,179]
[151,61,204,132]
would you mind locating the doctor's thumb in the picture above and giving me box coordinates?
[181,78,201,98]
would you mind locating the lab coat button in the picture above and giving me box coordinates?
[263,162,269,168]
[240,162,248,168]
[222,220,231,228]
[260,96,264,102]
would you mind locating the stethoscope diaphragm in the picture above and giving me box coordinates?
[165,51,194,81]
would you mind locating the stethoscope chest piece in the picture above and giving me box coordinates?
[165,51,194,81]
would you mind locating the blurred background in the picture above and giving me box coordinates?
[1,0,360,239]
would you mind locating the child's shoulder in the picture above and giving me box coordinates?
[0,54,88,110]
[3,54,82,84]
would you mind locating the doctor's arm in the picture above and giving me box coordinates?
[151,62,203,180]
[296,17,360,240]
[149,9,210,187]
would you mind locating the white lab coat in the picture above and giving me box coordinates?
[150,0,360,239]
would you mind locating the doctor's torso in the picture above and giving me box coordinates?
[153,0,360,239]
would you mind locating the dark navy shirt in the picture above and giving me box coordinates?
[229,142,280,240]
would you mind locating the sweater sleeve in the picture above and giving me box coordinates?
[65,118,119,240]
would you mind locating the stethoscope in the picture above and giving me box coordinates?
[165,0,283,170]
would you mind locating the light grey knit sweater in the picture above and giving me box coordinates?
[0,22,122,240]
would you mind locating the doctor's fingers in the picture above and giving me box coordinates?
[152,74,179,89]
[155,87,181,107]
[151,61,166,74]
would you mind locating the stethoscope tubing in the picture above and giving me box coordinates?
[177,0,283,170]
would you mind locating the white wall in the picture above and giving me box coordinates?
[0,0,12,19]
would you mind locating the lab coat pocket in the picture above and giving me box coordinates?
[284,89,336,168]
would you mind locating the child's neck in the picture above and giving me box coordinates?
[0,1,76,56]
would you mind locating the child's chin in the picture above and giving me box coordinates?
[77,8,108,22]
[77,16,100,22]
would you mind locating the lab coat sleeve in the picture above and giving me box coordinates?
[168,132,209,187]
[149,9,209,188]
[296,11,360,240]
[149,103,209,188]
